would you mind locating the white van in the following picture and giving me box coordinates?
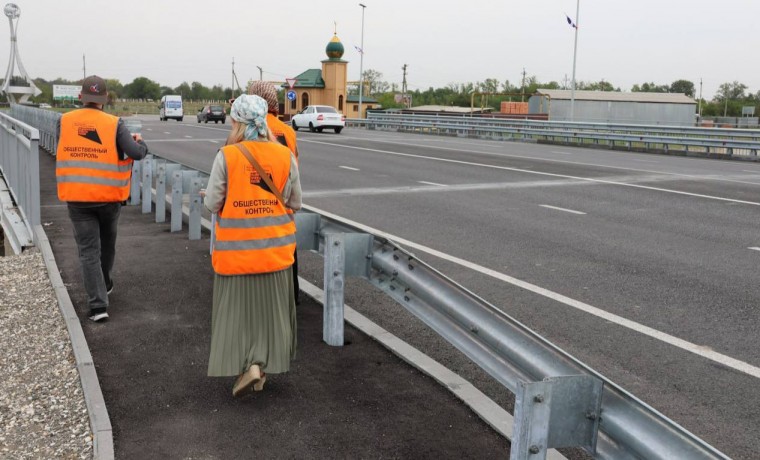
[159,95,183,122]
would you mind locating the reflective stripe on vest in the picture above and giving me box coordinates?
[56,109,132,202]
[212,140,296,275]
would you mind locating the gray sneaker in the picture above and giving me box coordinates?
[106,280,114,295]
[89,311,109,322]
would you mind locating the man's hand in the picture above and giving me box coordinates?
[132,133,143,142]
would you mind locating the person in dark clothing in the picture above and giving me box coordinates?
[55,75,149,322]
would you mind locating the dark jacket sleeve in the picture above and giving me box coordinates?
[115,118,149,161]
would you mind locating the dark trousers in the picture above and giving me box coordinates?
[67,202,121,313]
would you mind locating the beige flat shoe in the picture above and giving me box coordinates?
[253,373,267,392]
[232,364,262,397]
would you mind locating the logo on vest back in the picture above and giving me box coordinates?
[77,125,102,145]
[246,165,274,194]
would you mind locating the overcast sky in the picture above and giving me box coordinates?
[9,0,760,100]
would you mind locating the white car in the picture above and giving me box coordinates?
[39,103,52,108]
[291,105,345,134]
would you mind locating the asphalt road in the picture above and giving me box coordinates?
[137,115,760,459]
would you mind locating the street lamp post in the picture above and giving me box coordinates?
[358,3,366,119]
[570,0,580,121]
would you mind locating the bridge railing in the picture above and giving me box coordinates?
[11,103,60,153]
[345,113,760,157]
[0,111,39,253]
[13,106,730,459]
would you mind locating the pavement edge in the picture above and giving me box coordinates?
[34,225,114,460]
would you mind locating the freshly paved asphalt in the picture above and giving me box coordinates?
[37,149,510,458]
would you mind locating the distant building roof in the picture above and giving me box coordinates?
[535,89,696,104]
[282,69,325,89]
[406,105,493,114]
[346,95,378,103]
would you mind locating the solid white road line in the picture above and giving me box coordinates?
[339,166,360,171]
[748,247,760,252]
[302,139,760,206]
[539,204,586,215]
[305,204,760,380]
[184,135,193,138]
[552,150,573,155]
[163,131,171,134]
[418,181,447,186]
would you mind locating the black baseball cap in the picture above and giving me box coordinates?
[81,75,108,104]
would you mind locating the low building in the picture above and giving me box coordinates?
[529,89,697,126]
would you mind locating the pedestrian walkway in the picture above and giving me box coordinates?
[37,149,510,458]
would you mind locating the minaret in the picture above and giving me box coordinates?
[2,3,41,103]
[321,28,348,113]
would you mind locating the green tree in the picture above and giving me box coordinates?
[631,82,669,93]
[190,81,209,100]
[174,82,192,98]
[361,69,388,96]
[669,79,695,97]
[123,77,160,100]
[714,81,747,101]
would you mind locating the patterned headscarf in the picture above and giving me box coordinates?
[247,81,279,114]
[230,94,269,140]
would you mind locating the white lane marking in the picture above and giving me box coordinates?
[552,150,573,155]
[305,203,760,380]
[184,135,193,138]
[303,139,760,206]
[163,132,171,134]
[632,158,659,163]
[322,136,760,187]
[748,247,760,252]
[143,138,224,143]
[539,204,586,215]
[146,128,153,131]
[418,181,447,187]
[339,165,360,171]
[742,170,759,173]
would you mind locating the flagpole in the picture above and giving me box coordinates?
[570,0,580,121]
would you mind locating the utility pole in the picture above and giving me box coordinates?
[257,66,263,81]
[231,57,235,98]
[401,63,408,108]
[521,67,527,102]
[82,54,86,79]
[698,78,703,122]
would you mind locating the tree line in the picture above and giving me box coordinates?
[22,73,760,118]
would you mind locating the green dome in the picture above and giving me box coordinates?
[326,34,345,59]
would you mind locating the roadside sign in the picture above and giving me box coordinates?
[287,90,296,101]
[53,84,80,101]
[285,78,297,89]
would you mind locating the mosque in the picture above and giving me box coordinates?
[282,32,378,119]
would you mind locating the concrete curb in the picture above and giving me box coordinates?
[299,279,567,460]
[34,225,114,460]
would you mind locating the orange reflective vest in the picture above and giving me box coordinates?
[212,140,296,275]
[267,113,298,159]
[56,109,133,202]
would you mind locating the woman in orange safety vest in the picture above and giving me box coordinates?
[203,94,302,397]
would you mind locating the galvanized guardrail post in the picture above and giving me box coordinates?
[130,161,141,206]
[188,177,203,240]
[141,155,153,214]
[171,170,183,232]
[155,162,166,223]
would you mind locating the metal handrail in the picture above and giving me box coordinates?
[0,111,40,251]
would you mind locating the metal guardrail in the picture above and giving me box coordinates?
[346,114,760,157]
[11,103,60,153]
[0,111,39,253]
[294,207,728,460]
[13,106,729,458]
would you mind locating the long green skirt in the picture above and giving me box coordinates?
[207,267,296,377]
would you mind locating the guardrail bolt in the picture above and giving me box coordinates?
[333,271,340,276]
[586,411,598,421]
[392,270,398,277]
[333,240,340,246]
[529,445,541,455]
[533,395,544,403]
[404,296,410,302]
[408,264,414,270]
[390,285,396,291]
[470,325,479,333]
[393,254,399,261]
